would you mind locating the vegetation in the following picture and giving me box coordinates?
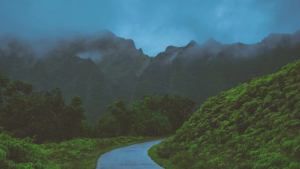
[0,73,194,168]
[0,130,173,169]
[1,34,300,169]
[0,76,88,144]
[149,59,300,168]
[107,93,196,136]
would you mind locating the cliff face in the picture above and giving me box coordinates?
[0,29,300,126]
[131,29,300,116]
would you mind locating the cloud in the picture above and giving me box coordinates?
[77,51,104,62]
[0,0,299,57]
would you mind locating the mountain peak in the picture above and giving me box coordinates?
[293,29,300,36]
[126,39,136,48]
[99,29,116,38]
[187,40,198,47]
[261,33,284,44]
[203,37,220,46]
[165,45,176,52]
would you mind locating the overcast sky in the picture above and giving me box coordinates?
[1,0,300,57]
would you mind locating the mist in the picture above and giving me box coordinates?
[0,0,299,57]
[77,51,104,62]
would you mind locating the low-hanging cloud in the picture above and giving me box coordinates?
[77,51,104,62]
[0,0,300,57]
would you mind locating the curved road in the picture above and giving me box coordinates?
[96,138,167,169]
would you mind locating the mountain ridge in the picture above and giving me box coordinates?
[0,28,300,125]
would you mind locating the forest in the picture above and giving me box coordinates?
[0,72,195,144]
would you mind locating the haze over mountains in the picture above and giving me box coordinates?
[0,29,300,126]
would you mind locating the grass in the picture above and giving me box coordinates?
[0,133,174,169]
[148,143,180,169]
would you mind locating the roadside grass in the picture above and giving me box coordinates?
[148,143,180,169]
[0,133,174,169]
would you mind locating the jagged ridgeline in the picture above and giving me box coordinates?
[154,59,300,169]
[1,29,300,127]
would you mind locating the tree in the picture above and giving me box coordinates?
[26,90,63,142]
[142,94,158,111]
[94,114,119,138]
[0,74,11,107]
[157,94,196,132]
[56,94,87,140]
[2,79,35,97]
[2,92,29,137]
[129,99,172,136]
[128,101,149,136]
[0,74,10,88]
[77,119,95,138]
[107,100,132,136]
[0,74,92,144]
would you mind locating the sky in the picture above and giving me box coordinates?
[0,0,300,57]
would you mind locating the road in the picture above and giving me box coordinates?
[96,138,167,169]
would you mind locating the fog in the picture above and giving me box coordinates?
[77,51,104,62]
[0,0,299,57]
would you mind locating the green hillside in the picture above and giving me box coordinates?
[149,59,300,168]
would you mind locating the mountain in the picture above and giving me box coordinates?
[151,57,300,168]
[131,29,300,114]
[0,29,300,126]
[202,37,222,47]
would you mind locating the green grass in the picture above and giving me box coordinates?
[0,133,174,169]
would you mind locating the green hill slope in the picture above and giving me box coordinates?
[151,59,300,169]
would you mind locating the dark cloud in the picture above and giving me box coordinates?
[0,0,299,57]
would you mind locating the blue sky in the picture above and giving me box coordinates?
[0,0,300,57]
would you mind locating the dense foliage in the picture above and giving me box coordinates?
[105,93,196,137]
[0,73,195,144]
[153,59,300,169]
[0,75,89,144]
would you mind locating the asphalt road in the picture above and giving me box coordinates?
[96,138,167,169]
